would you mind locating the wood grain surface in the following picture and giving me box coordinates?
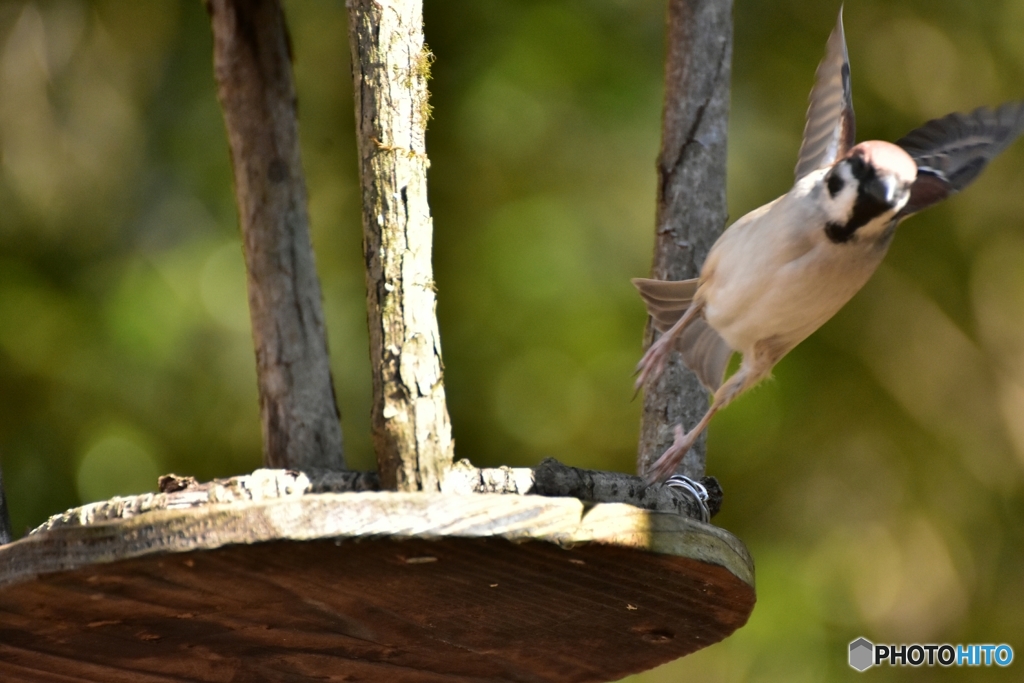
[0,490,754,682]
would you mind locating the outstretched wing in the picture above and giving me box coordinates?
[794,7,856,181]
[896,100,1024,218]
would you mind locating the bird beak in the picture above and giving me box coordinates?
[865,175,896,206]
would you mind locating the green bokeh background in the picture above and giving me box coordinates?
[2,1,1023,680]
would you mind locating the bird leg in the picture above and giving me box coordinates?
[645,410,720,484]
[635,300,704,390]
[645,344,778,483]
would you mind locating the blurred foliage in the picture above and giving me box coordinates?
[0,0,1022,680]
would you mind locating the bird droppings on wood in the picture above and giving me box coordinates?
[88,620,121,629]
[636,627,676,644]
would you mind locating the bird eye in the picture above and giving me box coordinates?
[827,172,845,197]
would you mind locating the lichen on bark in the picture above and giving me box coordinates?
[347,0,454,491]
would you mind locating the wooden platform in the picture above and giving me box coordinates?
[0,482,755,682]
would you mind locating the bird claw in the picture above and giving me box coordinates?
[644,424,699,484]
[635,333,674,390]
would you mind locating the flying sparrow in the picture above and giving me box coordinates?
[635,8,1024,483]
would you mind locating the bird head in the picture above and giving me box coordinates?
[822,141,917,243]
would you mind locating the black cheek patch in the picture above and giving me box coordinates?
[825,195,890,244]
[847,191,890,229]
[826,214,896,245]
[824,160,893,245]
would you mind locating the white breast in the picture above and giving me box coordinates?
[701,172,892,354]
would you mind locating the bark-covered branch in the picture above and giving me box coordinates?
[31,460,719,536]
[444,459,722,519]
[207,0,344,472]
[347,0,454,491]
[639,0,733,479]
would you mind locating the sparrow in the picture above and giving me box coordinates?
[634,8,1024,483]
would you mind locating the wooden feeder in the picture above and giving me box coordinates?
[0,1,753,681]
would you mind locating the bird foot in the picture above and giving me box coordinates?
[635,332,675,390]
[644,424,700,484]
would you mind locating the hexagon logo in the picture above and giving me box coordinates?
[849,637,874,671]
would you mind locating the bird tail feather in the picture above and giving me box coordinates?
[632,277,698,332]
[632,277,734,391]
[677,317,733,391]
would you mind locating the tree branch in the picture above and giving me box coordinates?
[30,460,719,536]
[207,0,344,471]
[347,0,454,491]
[639,0,733,479]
